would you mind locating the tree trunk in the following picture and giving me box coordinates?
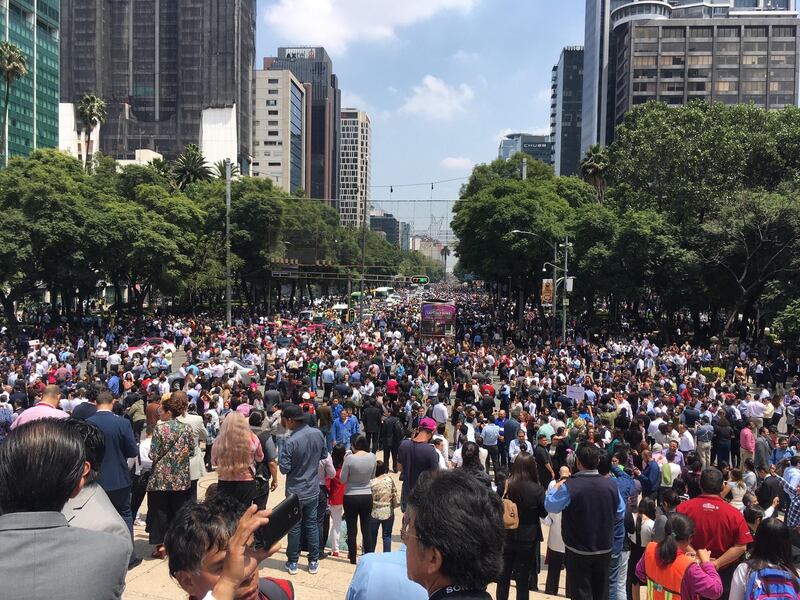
[1,81,10,165]
[0,292,19,338]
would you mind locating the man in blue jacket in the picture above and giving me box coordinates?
[88,390,139,567]
[331,407,360,449]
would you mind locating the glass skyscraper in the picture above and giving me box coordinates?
[0,0,59,159]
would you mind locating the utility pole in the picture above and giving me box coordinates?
[562,236,569,342]
[225,159,232,328]
[552,243,558,344]
[359,220,366,323]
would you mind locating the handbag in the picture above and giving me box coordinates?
[502,490,519,530]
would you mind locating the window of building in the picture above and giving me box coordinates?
[660,81,685,93]
[690,27,712,39]
[716,80,738,93]
[687,41,712,52]
[635,27,658,40]
[661,41,686,53]
[266,100,277,106]
[769,80,795,92]
[662,27,685,39]
[268,120,279,126]
[742,55,766,66]
[268,131,279,136]
[773,26,796,38]
[771,41,796,52]
[716,41,740,53]
[742,80,766,93]
[771,54,795,66]
[633,56,657,67]
[744,27,768,38]
[688,55,712,66]
[268,78,279,84]
[268,162,281,167]
[635,42,658,53]
[268,110,279,115]
[660,69,684,79]
[742,42,768,52]
[716,27,740,39]
[268,89,279,95]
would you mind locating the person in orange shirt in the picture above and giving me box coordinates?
[635,513,722,600]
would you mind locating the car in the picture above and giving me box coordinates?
[128,337,177,357]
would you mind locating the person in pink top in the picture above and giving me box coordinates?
[740,423,756,466]
[10,384,66,429]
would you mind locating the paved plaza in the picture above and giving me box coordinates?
[123,471,564,600]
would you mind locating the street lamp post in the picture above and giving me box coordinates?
[510,229,560,342]
[225,159,232,328]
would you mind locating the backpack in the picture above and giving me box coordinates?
[501,490,519,530]
[746,567,800,600]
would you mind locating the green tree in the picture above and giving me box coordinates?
[0,41,27,166]
[700,189,800,335]
[773,299,800,345]
[580,144,610,203]
[173,144,212,190]
[77,94,107,171]
[213,160,240,179]
[440,245,451,276]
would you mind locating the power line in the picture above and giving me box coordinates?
[370,177,468,189]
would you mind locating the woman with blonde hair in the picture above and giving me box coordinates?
[211,410,265,508]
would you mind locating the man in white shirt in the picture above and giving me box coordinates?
[508,429,532,463]
[678,423,695,454]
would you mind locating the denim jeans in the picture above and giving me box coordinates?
[370,515,394,553]
[608,550,629,600]
[286,495,319,563]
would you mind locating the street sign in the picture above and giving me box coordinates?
[525,311,535,321]
[411,276,430,284]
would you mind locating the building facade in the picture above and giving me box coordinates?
[59,0,255,168]
[582,0,800,155]
[252,64,308,194]
[551,46,584,176]
[370,209,401,246]
[339,109,371,227]
[268,47,341,205]
[0,0,59,160]
[498,132,554,165]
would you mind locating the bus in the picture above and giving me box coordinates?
[420,300,457,339]
[374,287,395,300]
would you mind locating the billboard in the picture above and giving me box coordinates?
[284,48,316,59]
[541,279,554,306]
[420,302,457,339]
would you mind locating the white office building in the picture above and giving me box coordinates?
[252,64,308,194]
[339,109,371,227]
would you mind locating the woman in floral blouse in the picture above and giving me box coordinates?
[369,460,399,553]
[147,392,195,559]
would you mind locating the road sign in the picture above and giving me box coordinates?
[411,276,430,284]
[525,311,535,321]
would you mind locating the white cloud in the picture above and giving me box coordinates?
[341,90,369,111]
[264,0,477,55]
[495,126,551,143]
[452,49,480,62]
[400,75,474,120]
[536,87,552,101]
[440,156,474,170]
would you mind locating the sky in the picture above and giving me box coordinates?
[256,0,586,243]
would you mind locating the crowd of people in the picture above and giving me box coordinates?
[0,289,799,600]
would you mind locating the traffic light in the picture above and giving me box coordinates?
[411,276,430,284]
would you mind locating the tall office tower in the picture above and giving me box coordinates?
[338,109,371,228]
[498,132,554,165]
[252,62,308,194]
[551,46,584,176]
[370,209,401,246]
[269,47,341,205]
[0,0,59,159]
[59,0,255,168]
[582,0,800,155]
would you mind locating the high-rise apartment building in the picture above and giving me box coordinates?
[59,0,255,168]
[550,46,584,176]
[498,133,554,165]
[252,63,308,194]
[268,47,341,206]
[0,0,59,159]
[582,0,800,155]
[339,109,371,228]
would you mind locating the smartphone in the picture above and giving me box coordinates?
[254,493,301,549]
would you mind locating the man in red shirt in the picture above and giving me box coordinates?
[677,467,752,598]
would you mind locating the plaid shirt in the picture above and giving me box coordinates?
[778,475,800,529]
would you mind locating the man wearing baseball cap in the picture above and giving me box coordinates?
[397,416,440,511]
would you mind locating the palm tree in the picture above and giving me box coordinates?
[77,94,107,171]
[580,144,611,203]
[213,159,240,179]
[0,42,28,166]
[173,144,212,190]
[440,245,451,277]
